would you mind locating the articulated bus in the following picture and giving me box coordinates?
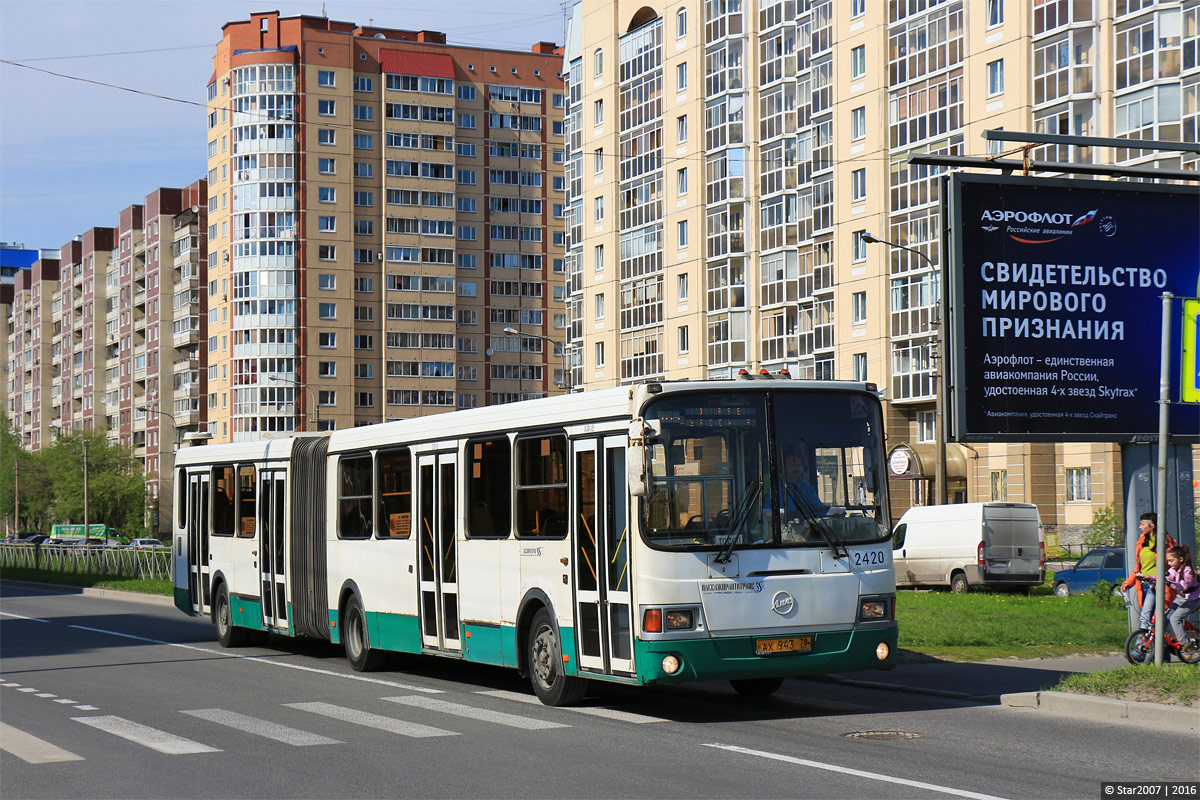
[172,378,897,705]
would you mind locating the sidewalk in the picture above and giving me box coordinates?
[824,654,1199,730]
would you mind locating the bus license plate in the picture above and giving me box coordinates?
[755,636,812,655]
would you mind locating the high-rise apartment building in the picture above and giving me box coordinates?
[564,0,1198,532]
[5,183,208,534]
[203,12,566,442]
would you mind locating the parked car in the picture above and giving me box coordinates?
[1052,547,1126,598]
[74,537,109,548]
[128,538,166,550]
[10,532,46,544]
[892,502,1045,593]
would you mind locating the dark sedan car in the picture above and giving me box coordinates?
[1053,547,1125,597]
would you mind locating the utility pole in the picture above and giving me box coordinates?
[13,454,19,535]
[83,438,91,541]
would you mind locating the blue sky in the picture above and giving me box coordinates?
[0,0,565,254]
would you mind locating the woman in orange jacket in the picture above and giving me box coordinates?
[1121,512,1177,630]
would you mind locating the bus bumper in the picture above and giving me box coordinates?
[635,624,898,685]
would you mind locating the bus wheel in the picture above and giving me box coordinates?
[214,585,247,648]
[950,572,970,594]
[528,608,586,706]
[730,676,784,696]
[343,595,384,672]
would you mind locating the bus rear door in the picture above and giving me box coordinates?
[572,436,634,676]
[258,468,288,632]
[187,471,211,616]
[417,451,461,653]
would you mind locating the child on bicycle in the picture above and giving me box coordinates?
[1165,545,1199,653]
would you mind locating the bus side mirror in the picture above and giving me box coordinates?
[627,419,659,497]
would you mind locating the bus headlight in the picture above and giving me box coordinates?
[662,655,682,674]
[859,599,889,620]
[876,642,891,661]
[665,609,694,630]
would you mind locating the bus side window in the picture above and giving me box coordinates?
[212,465,236,536]
[339,455,373,539]
[377,448,412,538]
[466,436,511,538]
[516,433,567,538]
[237,465,256,537]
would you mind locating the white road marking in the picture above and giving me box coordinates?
[73,715,220,755]
[73,705,98,712]
[382,695,568,730]
[0,611,49,622]
[180,708,341,746]
[35,693,56,698]
[702,743,1010,800]
[0,721,85,763]
[474,689,665,723]
[54,699,79,705]
[285,701,457,739]
[68,624,442,693]
[2,682,21,687]
[17,687,38,693]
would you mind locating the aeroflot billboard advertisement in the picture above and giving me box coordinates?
[946,173,1200,442]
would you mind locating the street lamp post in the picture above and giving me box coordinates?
[502,327,572,392]
[268,375,320,429]
[861,232,948,506]
[136,405,181,448]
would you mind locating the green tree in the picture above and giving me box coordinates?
[0,414,53,534]
[1084,502,1124,549]
[44,429,147,539]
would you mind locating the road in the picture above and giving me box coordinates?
[0,580,1189,799]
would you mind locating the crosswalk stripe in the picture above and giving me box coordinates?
[0,722,85,763]
[73,716,220,754]
[382,695,568,730]
[54,699,79,705]
[285,702,457,739]
[17,687,38,693]
[473,689,667,724]
[36,693,57,698]
[74,705,98,712]
[180,709,341,746]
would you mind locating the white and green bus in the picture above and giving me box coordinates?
[173,378,897,705]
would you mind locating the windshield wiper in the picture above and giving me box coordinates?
[714,480,762,564]
[785,482,848,559]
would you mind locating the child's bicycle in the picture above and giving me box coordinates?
[1123,582,1200,665]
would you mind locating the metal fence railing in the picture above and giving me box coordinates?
[0,543,172,582]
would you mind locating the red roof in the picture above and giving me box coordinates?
[380,50,455,79]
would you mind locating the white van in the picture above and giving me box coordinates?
[892,502,1045,592]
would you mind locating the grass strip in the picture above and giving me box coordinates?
[0,565,171,596]
[1053,664,1200,706]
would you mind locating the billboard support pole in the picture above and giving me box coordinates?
[1154,293,1173,666]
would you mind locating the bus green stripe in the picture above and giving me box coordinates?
[230,595,264,630]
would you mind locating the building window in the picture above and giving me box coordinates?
[852,0,866,17]
[594,147,604,173]
[594,48,603,77]
[318,129,335,145]
[852,291,867,323]
[595,293,605,320]
[353,191,374,207]
[318,70,335,87]
[851,45,866,79]
[676,62,687,91]
[677,7,687,36]
[318,245,336,260]
[318,215,336,232]
[354,219,374,236]
[319,332,336,349]
[354,105,373,121]
[318,157,335,174]
[318,273,336,290]
[594,99,603,125]
[851,106,866,140]
[353,133,373,149]
[676,114,687,143]
[1066,467,1092,502]
[318,99,336,116]
[319,390,336,406]
[594,244,604,271]
[986,0,1003,27]
[594,196,604,222]
[917,411,935,444]
[458,113,476,129]
[990,470,1008,502]
[676,167,688,195]
[678,325,689,354]
[354,277,374,293]
[595,341,605,367]
[318,303,336,320]
[987,59,1005,96]
[354,75,373,92]
[852,230,868,262]
[851,168,866,201]
[458,84,476,101]
[677,220,688,249]
[852,353,868,382]
[354,162,373,178]
[677,273,689,302]
[318,361,336,377]
[319,187,336,203]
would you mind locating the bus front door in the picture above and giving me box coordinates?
[573,437,634,676]
[258,469,288,632]
[417,452,461,653]
[187,472,211,616]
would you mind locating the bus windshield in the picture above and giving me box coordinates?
[640,389,888,551]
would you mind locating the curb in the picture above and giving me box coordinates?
[1001,690,1200,730]
[1,579,175,608]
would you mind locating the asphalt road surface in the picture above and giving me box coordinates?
[0,581,1188,799]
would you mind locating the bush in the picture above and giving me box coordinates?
[1089,579,1122,608]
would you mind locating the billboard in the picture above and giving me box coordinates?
[946,174,1200,442]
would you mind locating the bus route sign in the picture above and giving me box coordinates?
[946,173,1200,443]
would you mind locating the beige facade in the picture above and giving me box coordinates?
[203,13,566,442]
[564,0,1199,533]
